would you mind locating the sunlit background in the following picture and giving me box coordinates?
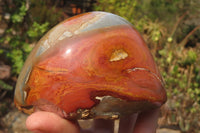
[0,0,200,132]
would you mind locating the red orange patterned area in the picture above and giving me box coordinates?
[25,26,166,113]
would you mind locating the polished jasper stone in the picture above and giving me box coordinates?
[14,12,167,120]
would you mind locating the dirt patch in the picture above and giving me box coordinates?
[1,110,30,133]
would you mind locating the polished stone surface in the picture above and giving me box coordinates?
[14,12,166,119]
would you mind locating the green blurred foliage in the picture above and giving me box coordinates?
[29,0,63,27]
[0,0,63,76]
[11,2,27,23]
[95,0,200,132]
[0,80,13,91]
[27,22,49,38]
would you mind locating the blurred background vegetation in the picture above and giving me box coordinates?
[0,0,200,132]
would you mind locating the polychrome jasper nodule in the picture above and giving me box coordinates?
[14,11,167,120]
